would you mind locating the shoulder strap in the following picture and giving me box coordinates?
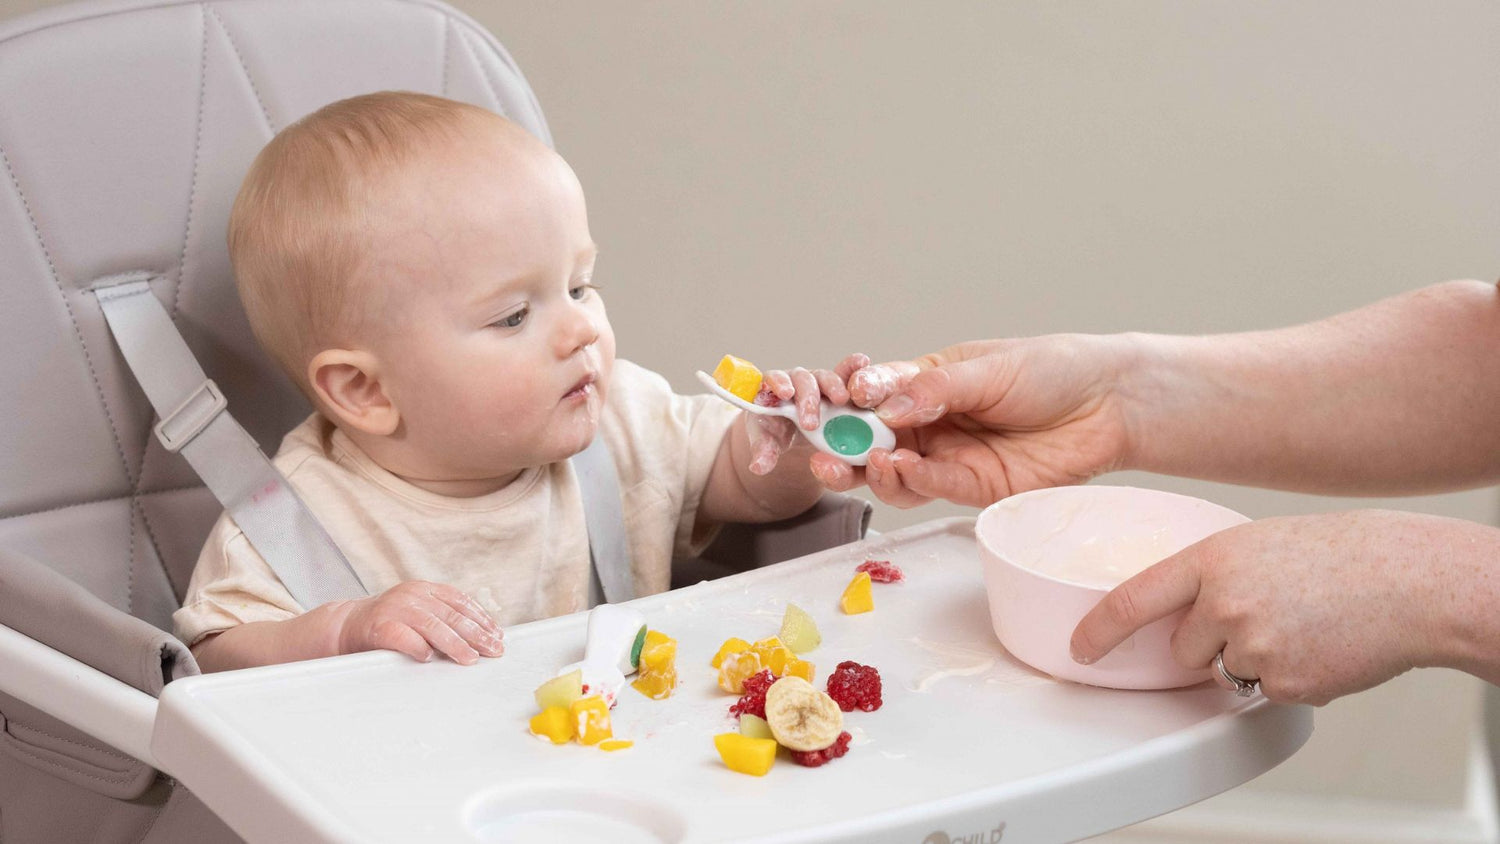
[91,274,368,609]
[571,435,634,605]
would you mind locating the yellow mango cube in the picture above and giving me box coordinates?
[751,637,792,675]
[712,637,752,669]
[529,706,575,744]
[712,355,763,403]
[632,665,678,699]
[717,650,764,694]
[570,695,613,745]
[598,739,634,752]
[714,733,778,777]
[783,657,814,682]
[640,637,677,673]
[841,571,874,614]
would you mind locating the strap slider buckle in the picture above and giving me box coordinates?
[154,379,227,452]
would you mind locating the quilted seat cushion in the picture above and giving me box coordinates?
[0,0,552,631]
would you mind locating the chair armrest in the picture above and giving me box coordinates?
[0,546,197,694]
[673,492,874,588]
[0,547,196,787]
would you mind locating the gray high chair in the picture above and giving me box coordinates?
[0,1,870,841]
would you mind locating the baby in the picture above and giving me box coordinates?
[175,91,833,673]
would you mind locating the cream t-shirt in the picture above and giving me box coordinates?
[172,359,738,647]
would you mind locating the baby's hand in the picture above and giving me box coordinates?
[745,365,850,475]
[334,580,505,665]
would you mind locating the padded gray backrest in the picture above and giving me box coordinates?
[0,0,552,632]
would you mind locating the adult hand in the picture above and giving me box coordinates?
[812,336,1137,508]
[333,580,505,665]
[1069,510,1495,705]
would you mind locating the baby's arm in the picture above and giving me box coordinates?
[697,366,840,524]
[191,580,505,673]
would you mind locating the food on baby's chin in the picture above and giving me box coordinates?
[714,732,778,777]
[712,354,763,403]
[534,668,584,711]
[856,559,905,583]
[631,629,679,700]
[763,676,844,752]
[598,739,634,752]
[571,695,613,746]
[778,603,821,653]
[826,661,883,712]
[840,571,874,614]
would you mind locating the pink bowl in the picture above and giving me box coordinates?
[976,485,1249,690]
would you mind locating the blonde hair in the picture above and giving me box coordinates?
[228,91,499,393]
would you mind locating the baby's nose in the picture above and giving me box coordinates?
[557,306,601,356]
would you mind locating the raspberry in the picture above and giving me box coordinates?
[789,731,851,767]
[729,670,778,719]
[753,385,783,407]
[856,559,904,583]
[826,661,882,712]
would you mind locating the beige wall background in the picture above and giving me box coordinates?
[5,0,1496,838]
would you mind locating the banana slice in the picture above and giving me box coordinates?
[763,676,844,752]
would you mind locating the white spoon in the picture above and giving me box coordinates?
[694,370,896,467]
[555,603,647,709]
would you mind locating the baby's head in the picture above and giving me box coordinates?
[229,91,614,493]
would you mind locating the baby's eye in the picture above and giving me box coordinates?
[569,283,597,301]
[492,307,528,329]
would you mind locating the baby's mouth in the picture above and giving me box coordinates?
[563,373,597,401]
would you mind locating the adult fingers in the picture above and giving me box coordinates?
[834,353,872,382]
[862,449,933,509]
[848,361,922,408]
[884,449,993,508]
[1214,641,1260,694]
[1168,603,1226,674]
[1070,554,1202,665]
[874,355,1011,428]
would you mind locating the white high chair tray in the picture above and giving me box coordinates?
[152,517,1311,844]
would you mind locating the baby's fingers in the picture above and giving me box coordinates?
[812,369,850,406]
[810,452,863,491]
[365,618,436,664]
[404,602,486,665]
[789,367,821,430]
[428,583,504,646]
[747,415,796,475]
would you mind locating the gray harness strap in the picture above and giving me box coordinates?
[93,272,633,612]
[91,274,368,609]
[573,434,634,606]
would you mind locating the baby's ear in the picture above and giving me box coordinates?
[308,349,400,436]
